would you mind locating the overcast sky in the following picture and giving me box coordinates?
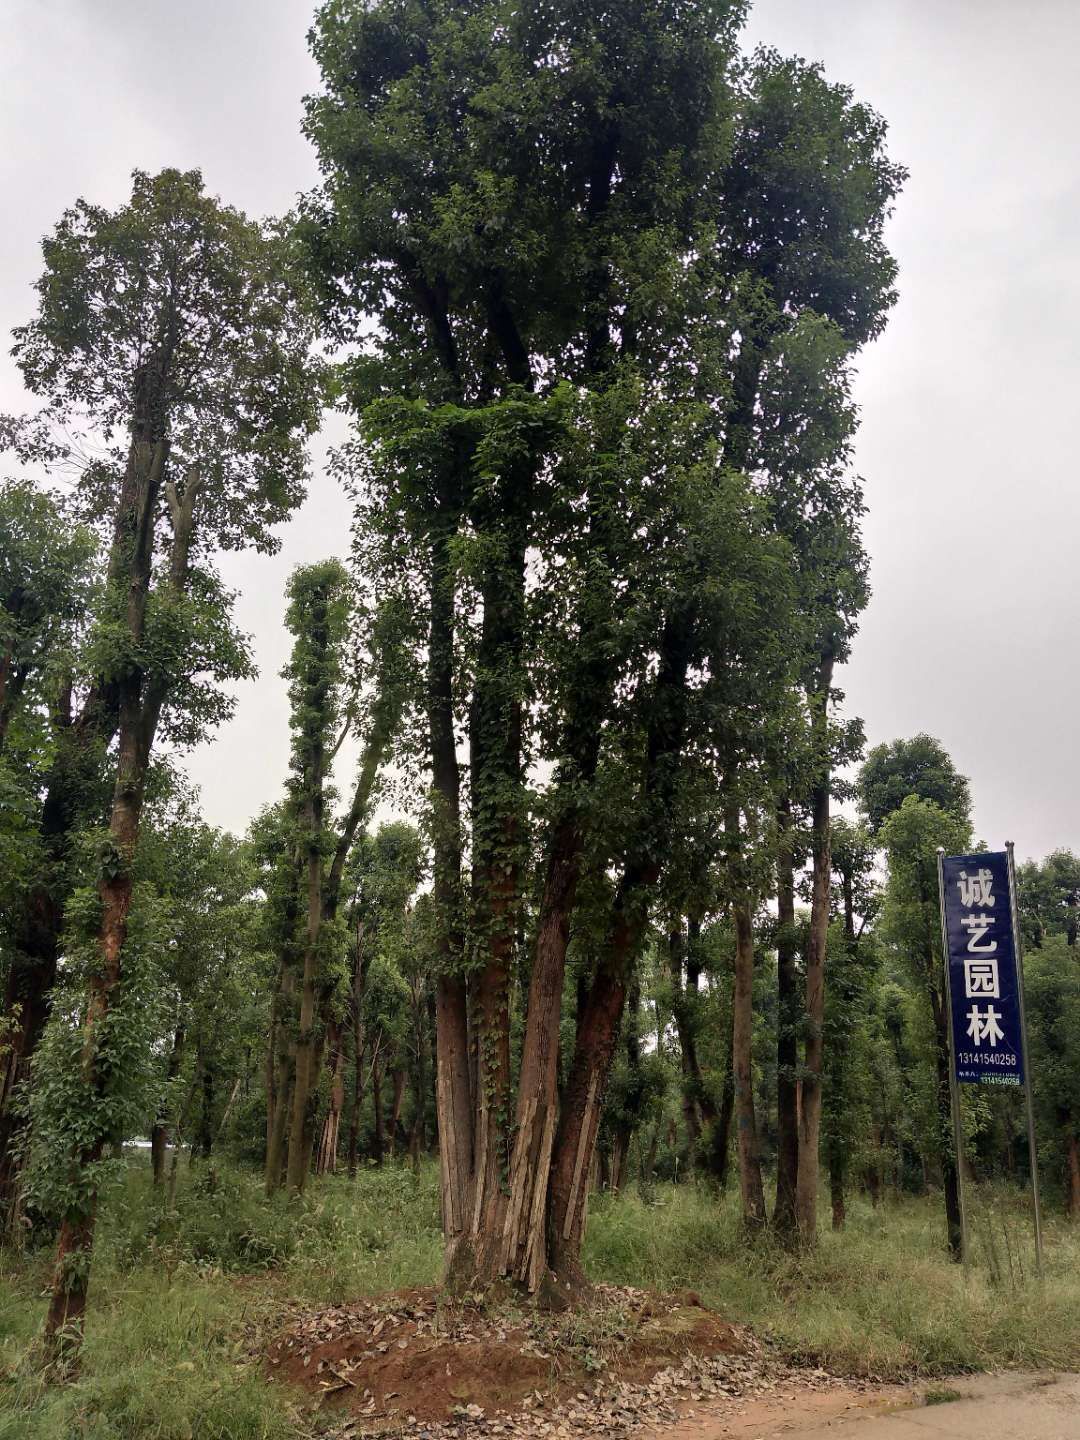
[3,1,1077,862]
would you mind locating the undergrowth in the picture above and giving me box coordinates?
[1,1157,1077,1439]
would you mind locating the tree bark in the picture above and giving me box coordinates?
[266,960,296,1196]
[668,924,706,1164]
[387,1067,406,1158]
[773,796,800,1236]
[732,895,767,1227]
[794,652,835,1244]
[44,373,179,1354]
[285,813,325,1194]
[316,1022,345,1176]
[371,1053,385,1165]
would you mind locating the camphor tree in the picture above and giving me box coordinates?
[1024,935,1080,1218]
[7,168,323,1355]
[303,0,902,1289]
[877,795,972,1260]
[0,479,98,1212]
[263,564,406,1197]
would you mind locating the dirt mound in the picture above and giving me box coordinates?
[267,1283,744,1431]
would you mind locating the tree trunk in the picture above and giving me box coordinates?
[266,960,296,1197]
[794,652,835,1245]
[547,950,628,1284]
[151,1025,186,1185]
[498,811,588,1290]
[0,631,124,1215]
[371,1054,384,1165]
[548,609,692,1281]
[316,1023,345,1176]
[409,1009,426,1162]
[0,893,60,1220]
[387,1067,406,1158]
[709,1010,736,1186]
[732,896,767,1227]
[43,396,174,1357]
[931,984,964,1260]
[194,1050,215,1162]
[668,924,707,1165]
[773,796,800,1236]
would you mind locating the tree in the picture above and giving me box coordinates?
[10,168,322,1356]
[878,795,972,1259]
[0,479,95,755]
[859,734,971,836]
[1017,850,1080,950]
[1024,937,1080,1218]
[262,571,405,1197]
[279,561,351,1196]
[0,482,97,1215]
[305,0,902,1291]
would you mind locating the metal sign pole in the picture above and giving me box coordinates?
[1006,841,1044,1275]
[937,847,969,1265]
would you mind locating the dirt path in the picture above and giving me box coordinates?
[651,1371,1079,1440]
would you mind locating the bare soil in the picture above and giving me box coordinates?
[267,1283,744,1431]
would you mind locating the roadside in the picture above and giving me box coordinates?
[650,1370,1079,1440]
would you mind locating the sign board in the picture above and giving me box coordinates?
[940,851,1024,1087]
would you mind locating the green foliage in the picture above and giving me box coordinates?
[23,874,171,1226]
[1024,936,1080,1197]
[11,168,325,558]
[859,735,972,836]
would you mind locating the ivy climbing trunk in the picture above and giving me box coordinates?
[44,357,185,1353]
[284,594,330,1198]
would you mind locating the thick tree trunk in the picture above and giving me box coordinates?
[43,398,173,1356]
[425,485,477,1269]
[459,476,528,1283]
[548,949,629,1284]
[0,629,125,1214]
[794,654,835,1244]
[498,813,583,1289]
[316,1023,345,1176]
[548,611,691,1282]
[773,797,800,1236]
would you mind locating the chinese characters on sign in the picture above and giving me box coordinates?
[940,852,1025,1086]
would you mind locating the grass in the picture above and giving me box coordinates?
[2,1159,1078,1438]
[583,1181,1080,1377]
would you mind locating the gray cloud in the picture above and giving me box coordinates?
[4,1,1075,861]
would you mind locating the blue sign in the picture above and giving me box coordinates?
[940,852,1025,1087]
